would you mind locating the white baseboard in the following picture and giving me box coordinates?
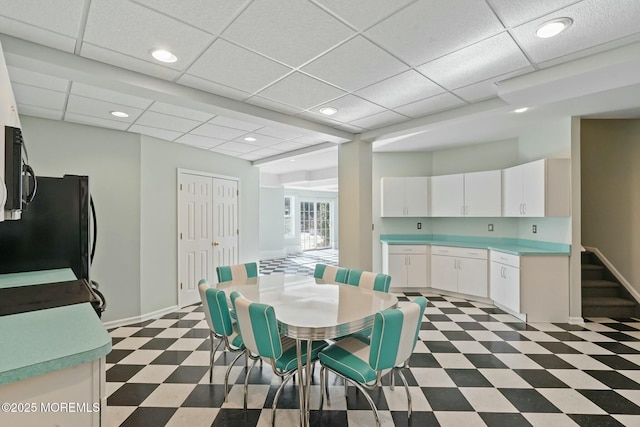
[259,249,287,260]
[569,317,585,325]
[102,305,179,329]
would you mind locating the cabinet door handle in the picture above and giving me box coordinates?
[408,255,411,266]
[523,203,526,215]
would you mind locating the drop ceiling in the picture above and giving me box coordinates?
[1,0,640,188]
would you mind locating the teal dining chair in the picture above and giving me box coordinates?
[199,283,247,402]
[318,297,427,427]
[230,291,328,425]
[216,262,258,283]
[345,270,392,293]
[313,263,349,284]
[198,280,225,382]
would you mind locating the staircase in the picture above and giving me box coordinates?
[581,251,639,318]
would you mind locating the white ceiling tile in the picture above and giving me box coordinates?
[176,134,226,149]
[487,0,580,27]
[256,72,346,110]
[65,112,130,131]
[511,0,640,64]
[83,0,214,70]
[245,147,283,157]
[80,44,181,81]
[215,141,261,154]
[355,70,445,108]
[186,39,292,94]
[314,0,416,30]
[394,93,466,118]
[255,127,303,140]
[149,102,214,122]
[131,0,246,34]
[176,74,251,100]
[453,68,533,102]
[12,83,67,110]
[129,124,183,141]
[302,36,408,92]
[134,111,200,133]
[70,82,153,109]
[233,133,282,147]
[270,140,308,151]
[66,94,144,123]
[16,104,64,121]
[314,95,386,123]
[417,32,531,90]
[293,135,330,145]
[221,0,355,67]
[365,0,505,66]
[0,16,76,52]
[208,147,243,157]
[349,110,408,129]
[244,96,305,116]
[208,116,263,132]
[190,123,249,140]
[8,67,69,92]
[238,152,263,161]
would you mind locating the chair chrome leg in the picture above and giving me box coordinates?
[397,368,412,419]
[349,379,381,427]
[390,369,395,391]
[209,335,223,383]
[224,350,245,402]
[271,371,295,426]
[244,357,258,410]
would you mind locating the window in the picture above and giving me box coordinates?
[300,200,332,250]
[284,196,294,238]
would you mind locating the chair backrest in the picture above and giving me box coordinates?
[369,297,427,371]
[346,270,391,293]
[230,291,282,360]
[216,262,258,282]
[198,279,214,331]
[314,264,349,284]
[204,287,235,337]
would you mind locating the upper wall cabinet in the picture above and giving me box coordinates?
[381,177,429,217]
[503,159,571,217]
[431,170,502,217]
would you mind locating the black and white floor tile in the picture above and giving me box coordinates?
[259,249,339,276]
[106,253,640,426]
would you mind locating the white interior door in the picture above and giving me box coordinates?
[212,178,239,277]
[178,173,214,306]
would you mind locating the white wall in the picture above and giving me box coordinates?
[139,136,260,316]
[19,116,142,323]
[17,117,260,323]
[259,186,285,259]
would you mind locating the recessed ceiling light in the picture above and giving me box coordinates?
[514,107,529,113]
[289,158,296,162]
[244,137,257,142]
[319,107,338,116]
[110,111,129,118]
[151,49,178,63]
[536,17,572,38]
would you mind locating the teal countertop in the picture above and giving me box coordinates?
[0,269,112,386]
[380,234,570,255]
[0,268,77,289]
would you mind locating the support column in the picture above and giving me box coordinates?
[338,135,372,270]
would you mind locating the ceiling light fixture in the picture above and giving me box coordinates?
[319,107,338,116]
[536,17,572,38]
[151,49,178,63]
[244,137,257,142]
[110,111,129,118]
[514,107,529,113]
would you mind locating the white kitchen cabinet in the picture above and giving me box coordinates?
[382,244,429,288]
[430,246,488,297]
[380,177,429,217]
[502,158,570,217]
[489,251,570,322]
[430,170,501,217]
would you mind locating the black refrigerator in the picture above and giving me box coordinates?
[0,175,105,316]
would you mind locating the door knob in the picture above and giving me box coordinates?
[213,242,220,246]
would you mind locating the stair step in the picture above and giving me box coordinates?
[582,264,605,280]
[582,297,636,307]
[582,280,620,298]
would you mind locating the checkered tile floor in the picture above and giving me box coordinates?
[259,249,339,276]
[106,287,640,427]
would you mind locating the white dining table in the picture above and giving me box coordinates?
[217,274,398,427]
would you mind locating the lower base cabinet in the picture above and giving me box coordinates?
[431,246,488,298]
[382,244,429,288]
